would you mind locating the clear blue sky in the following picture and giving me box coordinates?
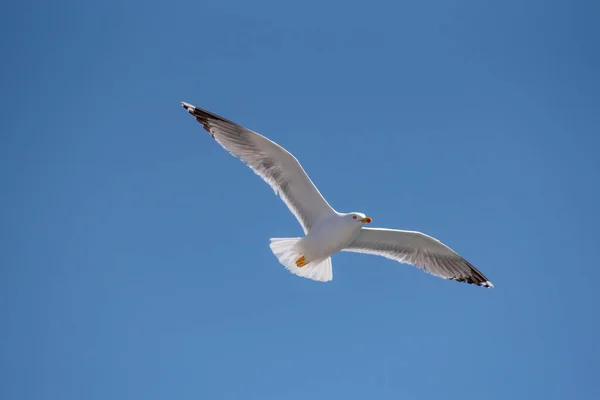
[2,1,599,399]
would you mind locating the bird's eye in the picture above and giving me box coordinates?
[352,215,357,219]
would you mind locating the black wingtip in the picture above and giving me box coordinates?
[452,277,494,288]
[181,101,195,112]
[181,101,222,138]
[180,102,239,127]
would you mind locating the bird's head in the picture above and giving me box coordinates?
[347,212,372,224]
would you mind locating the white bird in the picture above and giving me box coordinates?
[182,102,493,288]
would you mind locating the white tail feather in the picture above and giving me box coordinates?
[269,238,333,282]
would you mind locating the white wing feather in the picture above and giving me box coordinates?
[344,228,493,287]
[182,102,336,233]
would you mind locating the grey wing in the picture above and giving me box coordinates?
[343,228,493,287]
[182,102,336,233]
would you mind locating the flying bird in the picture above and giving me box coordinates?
[181,102,493,288]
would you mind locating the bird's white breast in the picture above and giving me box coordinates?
[301,214,362,261]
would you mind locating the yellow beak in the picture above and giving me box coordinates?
[360,217,372,223]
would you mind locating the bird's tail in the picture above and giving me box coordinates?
[269,238,333,282]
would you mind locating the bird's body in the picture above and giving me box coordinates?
[182,101,493,288]
[301,213,364,261]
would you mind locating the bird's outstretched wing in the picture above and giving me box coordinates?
[343,228,493,287]
[182,102,336,233]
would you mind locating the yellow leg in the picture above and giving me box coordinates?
[295,256,307,267]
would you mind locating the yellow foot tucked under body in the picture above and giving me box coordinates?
[295,256,307,268]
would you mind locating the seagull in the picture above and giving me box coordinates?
[181,102,493,288]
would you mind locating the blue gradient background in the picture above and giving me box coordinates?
[2,1,599,399]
